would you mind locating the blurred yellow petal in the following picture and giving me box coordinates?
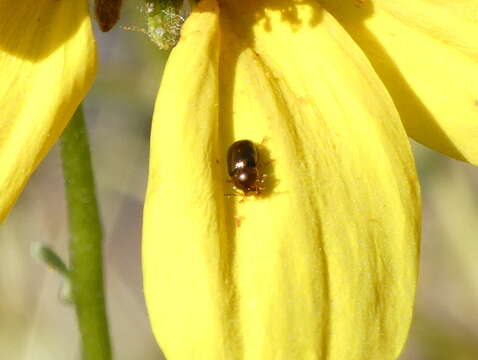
[0,0,96,221]
[143,0,420,359]
[321,0,478,164]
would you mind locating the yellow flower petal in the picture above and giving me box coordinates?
[320,0,478,164]
[143,0,420,359]
[0,0,96,221]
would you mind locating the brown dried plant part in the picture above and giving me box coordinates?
[95,0,123,32]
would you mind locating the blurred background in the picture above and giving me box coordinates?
[1,2,477,359]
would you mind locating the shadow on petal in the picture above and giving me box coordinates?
[0,0,89,61]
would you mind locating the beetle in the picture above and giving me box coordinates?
[227,139,266,196]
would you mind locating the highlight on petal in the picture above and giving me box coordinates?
[0,0,96,221]
[320,0,478,165]
[143,1,237,357]
[143,0,420,359]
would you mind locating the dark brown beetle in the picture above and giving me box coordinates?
[227,139,266,196]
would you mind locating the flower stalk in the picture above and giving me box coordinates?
[60,106,112,360]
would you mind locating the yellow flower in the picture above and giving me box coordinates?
[0,0,477,359]
[142,0,476,359]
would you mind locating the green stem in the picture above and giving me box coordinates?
[60,105,112,360]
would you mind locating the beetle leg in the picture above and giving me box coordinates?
[234,215,245,227]
[260,136,271,146]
